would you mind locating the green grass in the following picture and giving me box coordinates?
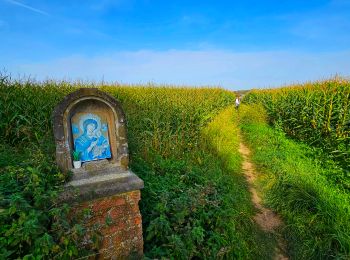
[239,104,350,259]
[200,106,276,259]
[0,77,271,259]
[243,79,350,177]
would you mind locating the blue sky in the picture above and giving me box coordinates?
[0,0,349,89]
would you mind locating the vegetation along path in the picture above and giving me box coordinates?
[238,141,288,260]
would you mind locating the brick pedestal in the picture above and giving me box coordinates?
[53,89,144,259]
[77,190,143,259]
[61,170,144,259]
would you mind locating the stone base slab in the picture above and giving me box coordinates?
[61,169,144,203]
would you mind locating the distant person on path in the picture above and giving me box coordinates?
[235,96,240,110]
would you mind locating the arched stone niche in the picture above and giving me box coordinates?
[53,88,128,172]
[53,89,144,258]
[53,88,143,202]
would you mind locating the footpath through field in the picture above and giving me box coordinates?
[238,140,288,260]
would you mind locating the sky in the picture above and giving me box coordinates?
[0,0,350,90]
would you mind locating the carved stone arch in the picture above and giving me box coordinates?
[52,88,129,172]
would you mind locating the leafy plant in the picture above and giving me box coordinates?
[72,150,81,161]
[1,75,269,258]
[0,144,97,259]
[243,78,350,189]
[240,104,350,259]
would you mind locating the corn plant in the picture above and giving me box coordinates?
[3,75,265,259]
[243,78,350,188]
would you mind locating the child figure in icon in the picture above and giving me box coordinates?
[71,113,111,162]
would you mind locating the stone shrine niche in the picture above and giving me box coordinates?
[52,88,143,202]
[53,88,144,258]
[53,88,128,172]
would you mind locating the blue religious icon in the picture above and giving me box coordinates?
[71,113,112,162]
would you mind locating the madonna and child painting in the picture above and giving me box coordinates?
[71,113,112,162]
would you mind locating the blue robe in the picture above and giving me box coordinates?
[74,134,111,162]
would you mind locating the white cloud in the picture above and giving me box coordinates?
[7,50,350,89]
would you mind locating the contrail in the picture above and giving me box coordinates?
[4,0,49,16]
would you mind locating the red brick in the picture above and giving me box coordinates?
[130,203,140,213]
[134,216,142,225]
[115,197,125,206]
[108,207,125,219]
[101,236,112,249]
[92,197,115,212]
[102,224,118,236]
[87,213,107,227]
[129,191,140,202]
[98,248,113,260]
[70,191,144,259]
[111,233,123,247]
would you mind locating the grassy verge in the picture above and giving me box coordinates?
[200,106,275,259]
[239,104,350,259]
[0,78,236,258]
[243,79,350,181]
[134,106,274,258]
[0,77,272,258]
[0,142,97,259]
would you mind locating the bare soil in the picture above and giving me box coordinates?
[239,142,288,260]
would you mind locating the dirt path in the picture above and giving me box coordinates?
[239,142,288,260]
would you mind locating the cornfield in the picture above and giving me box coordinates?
[2,76,264,258]
[243,78,350,173]
[0,77,234,159]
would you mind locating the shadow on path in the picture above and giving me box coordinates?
[239,142,288,260]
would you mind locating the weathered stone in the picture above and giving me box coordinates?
[61,170,144,203]
[52,88,144,200]
[53,89,144,259]
[52,88,129,172]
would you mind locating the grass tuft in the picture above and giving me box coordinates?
[240,104,350,259]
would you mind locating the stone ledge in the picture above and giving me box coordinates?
[61,170,144,203]
[70,161,124,181]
